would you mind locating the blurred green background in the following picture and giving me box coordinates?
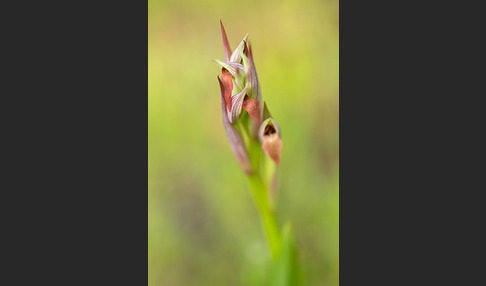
[148,0,338,285]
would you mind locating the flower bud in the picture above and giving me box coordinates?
[242,42,262,106]
[258,103,282,165]
[228,85,249,124]
[230,33,248,64]
[218,76,253,175]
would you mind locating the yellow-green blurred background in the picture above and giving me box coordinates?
[148,0,338,285]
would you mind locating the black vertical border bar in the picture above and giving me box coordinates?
[41,0,150,284]
[2,0,149,283]
[88,1,149,284]
[339,0,412,284]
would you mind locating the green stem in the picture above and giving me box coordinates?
[247,139,282,260]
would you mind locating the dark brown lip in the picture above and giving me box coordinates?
[264,123,276,136]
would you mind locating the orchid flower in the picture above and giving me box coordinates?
[214,21,282,169]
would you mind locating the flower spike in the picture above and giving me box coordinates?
[213,24,293,276]
[215,23,281,168]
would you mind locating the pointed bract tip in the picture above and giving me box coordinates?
[230,34,249,63]
[220,21,231,62]
[262,102,273,121]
